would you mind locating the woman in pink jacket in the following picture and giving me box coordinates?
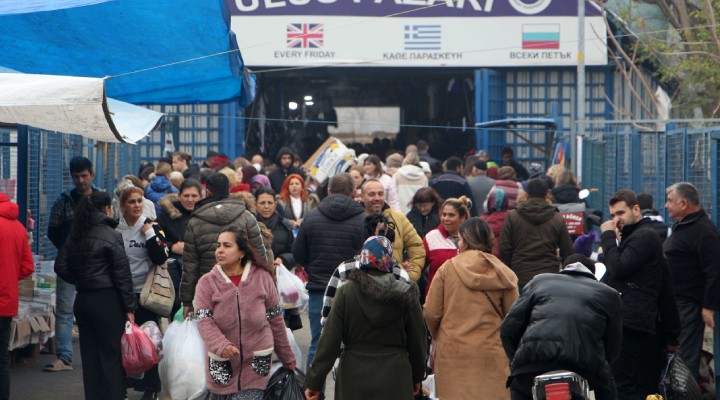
[195,226,296,400]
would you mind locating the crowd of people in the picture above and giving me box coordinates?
[0,141,718,400]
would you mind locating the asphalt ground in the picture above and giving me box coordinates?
[9,313,336,400]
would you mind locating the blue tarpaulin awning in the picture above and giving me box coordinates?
[0,0,254,105]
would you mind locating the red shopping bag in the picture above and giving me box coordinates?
[294,266,308,283]
[121,321,159,377]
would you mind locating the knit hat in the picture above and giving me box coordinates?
[573,231,598,257]
[358,236,394,273]
[526,178,549,198]
[473,160,488,171]
[486,166,499,179]
[528,162,544,179]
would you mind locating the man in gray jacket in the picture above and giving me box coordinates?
[180,173,269,318]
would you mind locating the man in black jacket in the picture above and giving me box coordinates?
[268,147,306,193]
[600,189,668,398]
[292,173,365,372]
[501,255,622,400]
[663,182,720,380]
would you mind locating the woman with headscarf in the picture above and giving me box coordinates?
[305,236,427,400]
[277,173,319,229]
[481,188,510,258]
[487,166,524,210]
[424,218,519,400]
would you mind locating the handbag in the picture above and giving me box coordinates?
[660,351,702,400]
[139,261,175,317]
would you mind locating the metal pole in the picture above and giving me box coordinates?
[575,0,586,175]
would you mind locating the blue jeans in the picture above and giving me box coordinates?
[55,277,76,364]
[307,291,324,370]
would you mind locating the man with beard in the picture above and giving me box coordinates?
[268,147,306,193]
[600,189,670,398]
[361,179,425,282]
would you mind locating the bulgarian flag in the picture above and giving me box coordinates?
[522,24,560,50]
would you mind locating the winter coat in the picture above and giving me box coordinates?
[406,206,440,239]
[54,212,137,312]
[382,205,426,282]
[48,187,100,250]
[601,218,665,334]
[663,210,720,310]
[156,194,193,260]
[468,175,496,214]
[116,217,169,293]
[551,184,581,204]
[306,270,427,399]
[424,250,518,400]
[640,209,670,242]
[423,224,459,294]
[499,198,574,285]
[505,160,529,181]
[0,194,34,316]
[291,194,366,292]
[180,197,269,303]
[257,211,295,268]
[144,176,178,216]
[481,210,509,258]
[501,264,623,388]
[267,147,306,193]
[429,172,477,216]
[277,193,320,224]
[195,264,295,394]
[393,165,428,214]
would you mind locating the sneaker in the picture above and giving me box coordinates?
[43,358,73,372]
[140,391,158,400]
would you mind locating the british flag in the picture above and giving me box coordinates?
[286,23,324,48]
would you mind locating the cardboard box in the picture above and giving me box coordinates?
[12,319,31,349]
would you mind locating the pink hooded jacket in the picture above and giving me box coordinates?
[195,263,295,394]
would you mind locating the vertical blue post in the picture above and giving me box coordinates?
[17,125,28,226]
[474,69,485,152]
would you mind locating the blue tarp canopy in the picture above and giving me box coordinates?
[0,0,253,105]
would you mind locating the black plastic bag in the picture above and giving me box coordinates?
[263,367,305,400]
[660,352,702,400]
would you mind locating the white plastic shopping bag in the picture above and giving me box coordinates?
[159,319,207,400]
[276,264,308,311]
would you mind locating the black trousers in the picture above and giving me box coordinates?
[509,372,616,400]
[74,288,127,400]
[676,299,704,380]
[0,317,11,400]
[612,328,660,400]
[126,295,161,393]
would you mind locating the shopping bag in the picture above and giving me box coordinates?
[140,261,175,317]
[285,327,303,372]
[121,322,159,377]
[660,351,702,400]
[276,264,308,311]
[160,319,207,400]
[140,321,163,360]
[263,366,305,400]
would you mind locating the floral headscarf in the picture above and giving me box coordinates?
[358,236,394,273]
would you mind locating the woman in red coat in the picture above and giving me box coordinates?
[0,192,34,399]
